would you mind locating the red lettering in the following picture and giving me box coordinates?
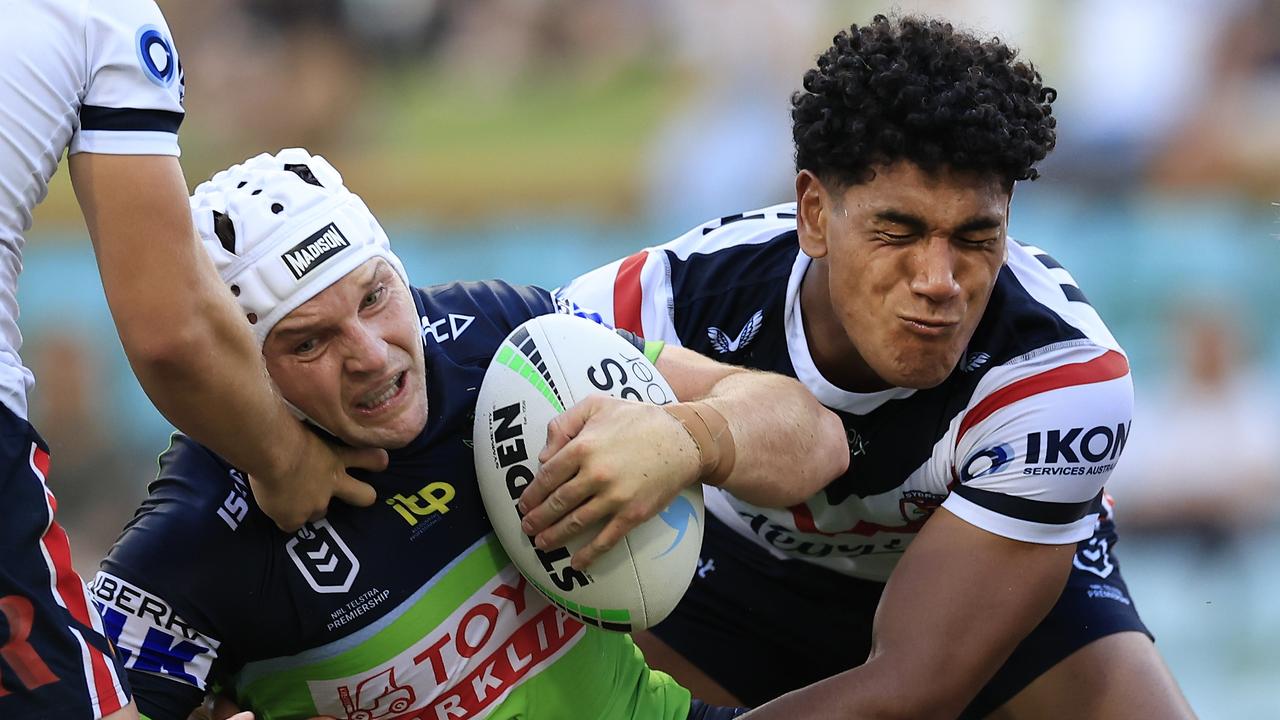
[455,604,499,658]
[0,595,60,696]
[490,575,528,615]
[409,605,584,719]
[413,633,453,685]
[551,610,577,641]
[504,639,533,672]
[433,694,466,719]
[469,660,503,703]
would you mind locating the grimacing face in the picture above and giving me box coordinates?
[263,258,428,449]
[796,161,1010,391]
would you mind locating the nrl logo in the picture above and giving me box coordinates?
[286,519,360,594]
[707,309,764,354]
[1074,536,1115,579]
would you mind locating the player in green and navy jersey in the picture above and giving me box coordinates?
[92,149,848,720]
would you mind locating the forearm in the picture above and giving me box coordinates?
[741,660,946,720]
[118,275,304,480]
[693,370,847,507]
[71,153,305,481]
[746,510,1074,720]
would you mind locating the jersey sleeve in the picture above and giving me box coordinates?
[944,345,1133,544]
[91,436,252,719]
[555,203,801,347]
[494,281,558,330]
[453,280,558,334]
[71,0,184,156]
[554,248,679,343]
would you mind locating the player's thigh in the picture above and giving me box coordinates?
[986,631,1195,720]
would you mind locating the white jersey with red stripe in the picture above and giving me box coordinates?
[556,203,1132,582]
[0,0,184,419]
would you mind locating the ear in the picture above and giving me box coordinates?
[795,170,831,259]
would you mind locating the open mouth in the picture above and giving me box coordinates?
[354,371,407,413]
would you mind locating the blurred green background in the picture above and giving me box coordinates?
[22,1,1280,716]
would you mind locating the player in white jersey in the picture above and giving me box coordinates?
[0,3,385,717]
[538,14,1196,720]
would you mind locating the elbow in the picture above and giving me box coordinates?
[120,322,208,375]
[118,301,245,376]
[850,680,967,720]
[854,658,972,720]
[724,470,816,510]
[817,407,850,484]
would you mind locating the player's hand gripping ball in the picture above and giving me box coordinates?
[473,315,704,632]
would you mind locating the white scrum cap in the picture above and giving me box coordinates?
[190,148,410,344]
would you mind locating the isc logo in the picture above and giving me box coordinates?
[1026,422,1130,464]
[387,482,456,526]
[216,469,250,530]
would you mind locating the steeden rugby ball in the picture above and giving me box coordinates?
[473,314,704,632]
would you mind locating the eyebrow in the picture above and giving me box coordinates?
[270,321,319,344]
[955,216,1005,234]
[873,210,928,233]
[270,266,388,343]
[872,210,1004,234]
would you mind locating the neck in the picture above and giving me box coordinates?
[799,257,891,393]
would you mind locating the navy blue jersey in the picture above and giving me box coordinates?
[90,281,700,720]
[558,203,1133,582]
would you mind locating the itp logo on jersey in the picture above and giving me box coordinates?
[387,481,455,528]
[135,26,177,87]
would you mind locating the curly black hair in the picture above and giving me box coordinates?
[792,14,1057,188]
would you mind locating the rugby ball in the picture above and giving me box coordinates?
[473,314,704,632]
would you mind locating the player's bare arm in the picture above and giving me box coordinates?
[517,344,848,568]
[740,508,1074,720]
[69,153,382,530]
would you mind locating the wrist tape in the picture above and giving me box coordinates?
[662,402,736,486]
